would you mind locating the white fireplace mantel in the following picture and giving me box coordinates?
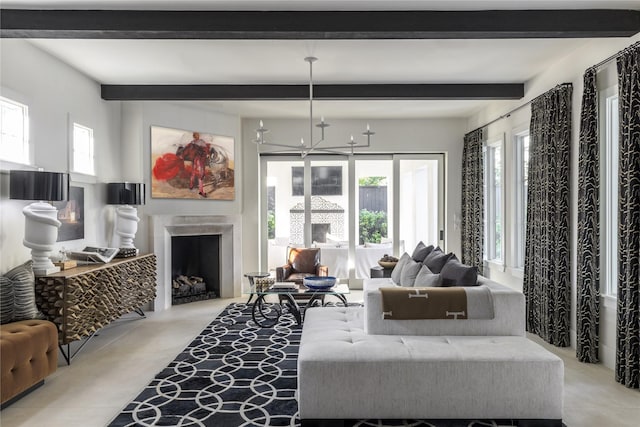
[150,214,242,311]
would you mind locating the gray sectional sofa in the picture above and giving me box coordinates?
[297,244,564,426]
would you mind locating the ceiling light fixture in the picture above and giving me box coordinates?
[255,57,374,157]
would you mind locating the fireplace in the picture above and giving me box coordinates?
[171,235,220,304]
[151,215,242,311]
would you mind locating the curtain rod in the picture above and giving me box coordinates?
[472,83,572,132]
[471,40,638,135]
[592,40,639,70]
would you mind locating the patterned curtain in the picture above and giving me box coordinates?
[523,83,572,347]
[461,128,484,275]
[616,42,640,389]
[576,68,600,363]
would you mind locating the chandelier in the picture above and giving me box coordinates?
[254,57,374,157]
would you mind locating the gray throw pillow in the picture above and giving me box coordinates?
[390,252,411,285]
[413,265,442,287]
[0,276,15,324]
[423,247,454,274]
[4,261,44,321]
[399,259,422,287]
[440,258,479,287]
[411,241,434,263]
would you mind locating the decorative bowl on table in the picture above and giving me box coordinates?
[303,276,337,290]
[378,260,398,269]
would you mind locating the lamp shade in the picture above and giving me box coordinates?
[9,170,69,201]
[107,182,145,205]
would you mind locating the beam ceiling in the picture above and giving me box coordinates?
[3,8,637,101]
[2,9,639,39]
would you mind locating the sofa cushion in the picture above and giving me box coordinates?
[411,241,434,263]
[390,253,411,284]
[399,259,422,286]
[423,247,454,274]
[440,258,479,287]
[0,277,14,324]
[413,265,442,287]
[3,261,44,322]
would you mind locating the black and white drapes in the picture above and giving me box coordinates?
[461,128,484,275]
[616,42,640,389]
[523,83,572,347]
[576,68,600,363]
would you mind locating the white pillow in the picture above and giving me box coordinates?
[414,265,442,287]
[390,252,411,285]
[400,259,422,287]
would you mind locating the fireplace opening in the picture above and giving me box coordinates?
[171,235,220,305]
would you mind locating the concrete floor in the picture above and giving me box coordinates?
[1,292,638,427]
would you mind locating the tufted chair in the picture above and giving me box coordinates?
[276,247,328,284]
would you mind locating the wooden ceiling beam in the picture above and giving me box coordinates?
[2,9,639,39]
[100,83,524,101]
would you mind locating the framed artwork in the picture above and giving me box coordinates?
[55,186,85,241]
[151,126,235,200]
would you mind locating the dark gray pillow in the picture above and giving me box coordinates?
[413,265,442,287]
[399,259,422,286]
[440,258,479,287]
[423,247,454,274]
[390,252,411,285]
[0,276,15,324]
[411,241,434,263]
[4,261,44,321]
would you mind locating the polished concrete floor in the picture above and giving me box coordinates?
[1,293,638,427]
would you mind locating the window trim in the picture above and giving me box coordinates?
[600,85,619,298]
[514,129,530,270]
[0,91,32,168]
[68,116,97,183]
[484,135,505,264]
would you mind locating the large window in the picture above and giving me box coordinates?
[515,131,530,268]
[72,123,95,176]
[601,88,619,298]
[0,96,30,165]
[484,138,504,262]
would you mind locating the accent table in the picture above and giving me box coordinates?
[243,271,271,304]
[249,283,349,328]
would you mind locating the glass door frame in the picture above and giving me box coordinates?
[259,153,446,283]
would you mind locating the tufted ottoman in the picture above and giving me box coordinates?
[298,307,564,426]
[1,319,58,407]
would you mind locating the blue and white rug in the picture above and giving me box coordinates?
[108,303,551,427]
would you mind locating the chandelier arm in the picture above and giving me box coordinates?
[256,56,373,156]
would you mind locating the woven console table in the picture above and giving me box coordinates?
[35,253,157,364]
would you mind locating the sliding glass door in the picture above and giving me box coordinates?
[261,153,444,283]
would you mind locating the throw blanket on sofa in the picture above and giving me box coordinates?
[380,286,494,320]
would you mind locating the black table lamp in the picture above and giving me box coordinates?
[107,182,145,250]
[10,170,69,275]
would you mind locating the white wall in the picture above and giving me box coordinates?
[0,40,121,273]
[119,102,243,255]
[467,35,640,370]
[241,117,467,277]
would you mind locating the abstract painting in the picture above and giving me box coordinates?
[151,126,235,200]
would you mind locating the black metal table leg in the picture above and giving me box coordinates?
[279,293,302,325]
[251,294,282,328]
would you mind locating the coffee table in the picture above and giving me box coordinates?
[249,283,349,328]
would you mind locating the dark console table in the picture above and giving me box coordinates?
[35,253,157,364]
[370,265,393,278]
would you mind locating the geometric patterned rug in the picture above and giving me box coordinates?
[108,303,556,427]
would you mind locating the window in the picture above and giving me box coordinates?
[484,138,504,262]
[515,131,530,268]
[602,89,619,297]
[72,123,95,175]
[0,96,30,165]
